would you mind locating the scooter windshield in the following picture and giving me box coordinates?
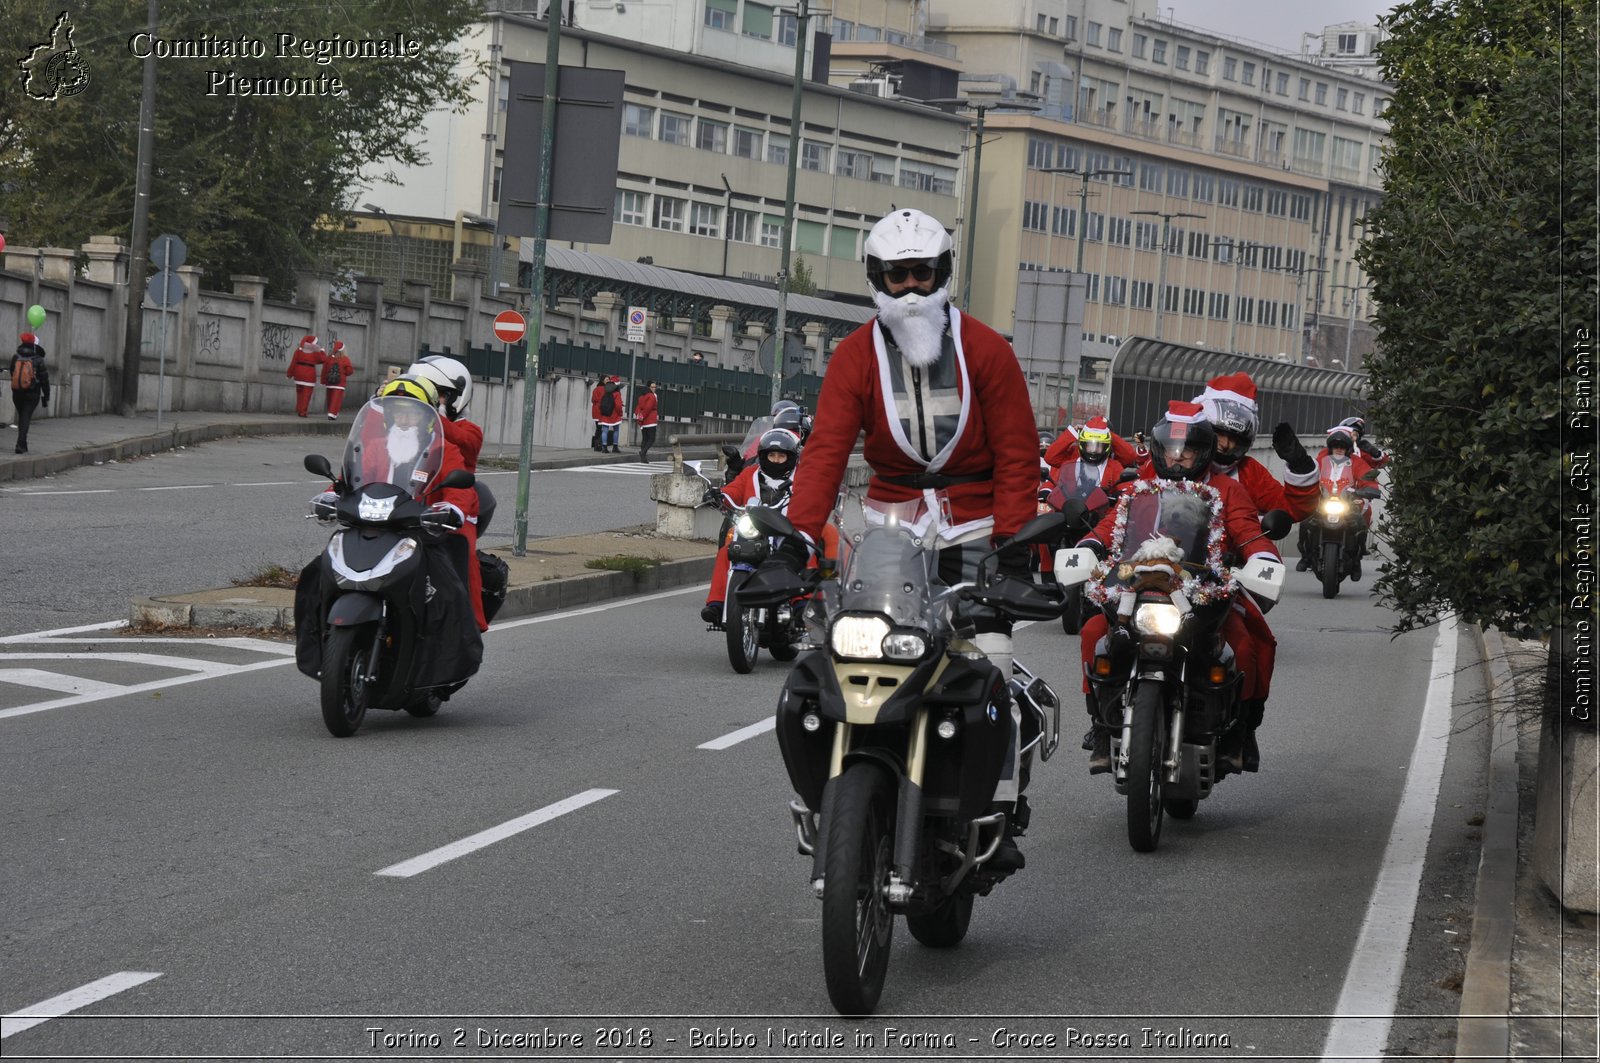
[835,497,943,630]
[1114,488,1216,569]
[341,396,446,498]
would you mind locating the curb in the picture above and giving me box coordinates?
[131,555,716,632]
[1456,627,1518,1058]
[0,420,348,483]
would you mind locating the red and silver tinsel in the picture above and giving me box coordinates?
[1084,478,1239,607]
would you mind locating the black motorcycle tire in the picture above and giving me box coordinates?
[725,574,760,674]
[1321,540,1343,600]
[1163,796,1199,820]
[405,692,442,717]
[321,623,378,737]
[1125,683,1167,853]
[1060,587,1084,635]
[906,891,973,948]
[770,639,800,662]
[821,762,896,1016]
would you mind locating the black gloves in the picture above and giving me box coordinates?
[992,540,1034,583]
[1078,538,1109,562]
[1272,422,1314,475]
[1358,438,1382,460]
[762,536,810,574]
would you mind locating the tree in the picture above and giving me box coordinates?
[0,1,483,296]
[1360,0,1597,647]
[788,252,817,296]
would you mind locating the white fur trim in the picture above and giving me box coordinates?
[1284,465,1319,488]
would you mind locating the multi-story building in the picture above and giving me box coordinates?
[363,8,965,300]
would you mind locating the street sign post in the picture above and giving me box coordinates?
[625,306,647,344]
[149,234,187,430]
[492,310,527,344]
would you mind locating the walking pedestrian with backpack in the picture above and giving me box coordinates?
[9,332,50,454]
[322,340,355,419]
[597,377,624,453]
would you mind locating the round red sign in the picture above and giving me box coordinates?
[493,310,527,344]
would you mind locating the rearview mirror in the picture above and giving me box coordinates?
[1259,509,1291,541]
[1007,509,1066,548]
[745,504,798,541]
[439,469,475,490]
[304,454,334,480]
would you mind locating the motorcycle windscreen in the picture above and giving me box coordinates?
[342,396,447,498]
[1319,454,1355,493]
[1114,489,1216,569]
[738,416,775,458]
[836,519,940,629]
[1048,464,1109,511]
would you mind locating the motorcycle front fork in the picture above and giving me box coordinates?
[1112,680,1185,786]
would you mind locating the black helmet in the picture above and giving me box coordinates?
[756,428,800,481]
[772,406,807,442]
[1339,416,1367,438]
[771,398,800,417]
[1147,404,1216,483]
[1326,428,1355,454]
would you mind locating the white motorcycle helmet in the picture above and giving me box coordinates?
[408,355,472,417]
[864,208,955,296]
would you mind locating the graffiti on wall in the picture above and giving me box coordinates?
[198,318,222,360]
[262,323,293,363]
[328,303,370,325]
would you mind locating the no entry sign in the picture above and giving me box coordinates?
[493,310,527,344]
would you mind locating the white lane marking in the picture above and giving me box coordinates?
[0,656,296,722]
[1,652,230,674]
[700,715,777,750]
[0,620,126,643]
[1320,615,1459,1061]
[0,669,125,696]
[374,789,619,878]
[91,636,295,655]
[488,584,700,633]
[138,484,212,491]
[233,481,300,487]
[1,971,162,1039]
[557,462,672,476]
[8,489,115,496]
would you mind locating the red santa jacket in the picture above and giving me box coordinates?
[597,385,624,427]
[287,346,324,384]
[1213,454,1320,522]
[1314,449,1377,491]
[590,383,606,421]
[786,307,1038,547]
[428,438,487,632]
[1049,454,1126,498]
[633,390,658,428]
[1044,427,1143,470]
[1084,467,1282,563]
[320,351,353,389]
[441,417,484,471]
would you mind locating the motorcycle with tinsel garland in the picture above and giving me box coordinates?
[738,492,1067,1015]
[1054,479,1287,851]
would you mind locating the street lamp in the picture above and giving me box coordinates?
[923,95,1042,310]
[719,173,735,278]
[1130,209,1205,341]
[1280,264,1327,363]
[1039,166,1126,273]
[769,0,817,408]
[1211,236,1263,355]
[1331,283,1371,370]
[364,203,404,296]
[452,210,497,299]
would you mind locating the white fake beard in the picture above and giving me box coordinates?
[386,425,423,465]
[873,288,950,368]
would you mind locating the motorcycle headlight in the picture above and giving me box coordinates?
[882,632,928,661]
[734,513,759,539]
[1322,497,1349,518]
[831,615,891,660]
[1133,602,1183,636]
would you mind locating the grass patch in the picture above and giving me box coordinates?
[584,554,661,577]
[232,562,301,589]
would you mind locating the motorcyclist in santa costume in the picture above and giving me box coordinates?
[754,207,1041,871]
[1076,401,1286,776]
[1298,425,1380,578]
[702,428,805,624]
[1048,415,1128,496]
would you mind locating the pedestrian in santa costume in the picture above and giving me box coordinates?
[633,380,659,463]
[756,207,1039,873]
[286,335,325,417]
[322,340,355,419]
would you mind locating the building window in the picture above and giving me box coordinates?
[696,118,728,153]
[1036,13,1047,32]
[659,111,692,146]
[1107,27,1123,52]
[1293,127,1326,164]
[1218,178,1240,207]
[1175,45,1190,70]
[1134,220,1159,250]
[744,2,775,39]
[795,220,825,255]
[1132,33,1147,58]
[1315,82,1328,105]
[767,133,790,166]
[1131,280,1154,310]
[1223,56,1236,80]
[1152,39,1167,64]
[613,189,647,226]
[829,226,858,260]
[689,201,721,237]
[1023,200,1048,231]
[1108,216,1132,246]
[1265,189,1287,216]
[1195,50,1210,75]
[733,126,763,159]
[704,0,736,32]
[1052,205,1076,236]
[1353,92,1366,114]
[1237,296,1254,324]
[1338,32,1358,53]
[1242,185,1263,212]
[1166,168,1189,197]
[1139,162,1163,191]
[1193,173,1214,202]
[830,17,853,41]
[1298,77,1311,101]
[800,140,830,172]
[729,209,758,243]
[836,148,873,179]
[777,13,797,46]
[1336,87,1349,110]
[1086,21,1101,46]
[760,215,782,247]
[1209,292,1230,319]
[1065,15,1077,39]
[1242,62,1256,86]
[1085,273,1101,301]
[1104,276,1128,305]
[1085,212,1105,242]
[1049,17,1059,34]
[1276,71,1289,95]
[653,195,685,232]
[622,103,655,138]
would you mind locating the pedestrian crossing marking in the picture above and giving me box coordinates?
[559,462,673,476]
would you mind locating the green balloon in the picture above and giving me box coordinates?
[26,304,46,328]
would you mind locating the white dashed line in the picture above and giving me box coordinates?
[374,789,619,878]
[699,716,777,750]
[2,971,162,1039]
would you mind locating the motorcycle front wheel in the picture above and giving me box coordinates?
[725,574,760,674]
[1125,682,1168,852]
[321,623,379,737]
[1321,540,1343,599]
[821,762,896,1016]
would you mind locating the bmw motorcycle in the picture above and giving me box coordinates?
[739,494,1066,1015]
[1302,454,1382,598]
[1054,481,1287,852]
[294,394,482,737]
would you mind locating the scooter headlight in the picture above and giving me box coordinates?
[1133,602,1183,636]
[830,615,891,660]
[734,512,760,539]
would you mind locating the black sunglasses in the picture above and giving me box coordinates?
[882,264,936,284]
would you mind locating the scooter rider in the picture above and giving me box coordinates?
[702,428,804,624]
[753,207,1040,872]
[1298,426,1379,579]
[407,355,496,537]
